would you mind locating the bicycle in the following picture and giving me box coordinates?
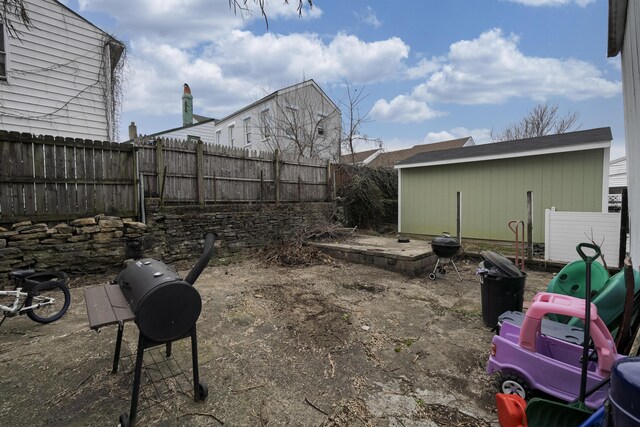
[0,269,71,326]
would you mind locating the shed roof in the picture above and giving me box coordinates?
[369,137,472,168]
[395,127,612,169]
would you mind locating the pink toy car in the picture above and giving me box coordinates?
[487,292,623,409]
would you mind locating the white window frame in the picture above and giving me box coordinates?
[0,23,8,81]
[260,109,271,140]
[215,129,221,145]
[317,113,328,137]
[228,124,235,147]
[243,117,252,146]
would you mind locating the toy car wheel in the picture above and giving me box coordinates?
[497,374,531,400]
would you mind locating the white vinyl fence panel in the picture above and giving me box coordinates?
[545,209,621,265]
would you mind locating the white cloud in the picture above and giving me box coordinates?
[372,28,620,124]
[356,7,382,28]
[424,127,493,145]
[371,95,444,123]
[506,0,594,6]
[121,29,410,121]
[417,29,620,104]
[211,31,409,84]
[79,0,322,48]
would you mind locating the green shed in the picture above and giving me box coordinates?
[394,127,612,242]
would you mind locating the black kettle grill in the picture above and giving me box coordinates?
[84,234,215,427]
[428,233,462,281]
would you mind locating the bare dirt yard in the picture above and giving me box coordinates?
[0,255,555,427]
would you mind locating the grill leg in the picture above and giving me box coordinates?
[129,334,145,425]
[113,323,125,374]
[165,342,172,357]
[191,327,201,401]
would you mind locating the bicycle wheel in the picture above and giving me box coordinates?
[25,281,71,324]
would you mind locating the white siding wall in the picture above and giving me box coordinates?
[609,157,627,188]
[155,122,216,144]
[0,0,116,140]
[545,209,621,265]
[622,2,640,266]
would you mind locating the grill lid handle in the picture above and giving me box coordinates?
[185,233,216,285]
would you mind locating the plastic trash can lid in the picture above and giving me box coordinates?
[480,251,523,277]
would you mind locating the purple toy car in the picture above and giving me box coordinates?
[487,292,623,409]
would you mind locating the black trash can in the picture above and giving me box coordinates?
[479,251,526,328]
[606,356,640,426]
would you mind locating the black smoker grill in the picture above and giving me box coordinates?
[84,234,215,427]
[428,234,462,281]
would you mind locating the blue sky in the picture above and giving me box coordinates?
[66,0,623,158]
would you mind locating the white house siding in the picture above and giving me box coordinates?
[609,157,627,188]
[621,2,640,266]
[0,0,118,140]
[544,209,621,265]
[212,81,341,160]
[155,122,216,144]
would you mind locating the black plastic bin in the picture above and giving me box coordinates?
[479,251,526,328]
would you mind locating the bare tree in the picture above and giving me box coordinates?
[229,0,313,28]
[260,83,340,160]
[491,103,580,142]
[339,83,381,164]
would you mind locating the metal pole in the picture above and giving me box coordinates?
[456,191,462,245]
[527,191,533,260]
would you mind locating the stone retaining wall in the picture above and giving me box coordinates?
[0,200,334,275]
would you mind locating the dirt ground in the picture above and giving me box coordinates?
[0,255,555,427]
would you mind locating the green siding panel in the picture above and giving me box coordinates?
[399,149,604,242]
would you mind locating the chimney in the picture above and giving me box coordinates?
[182,83,193,126]
[128,121,137,140]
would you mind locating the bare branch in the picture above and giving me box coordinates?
[229,0,313,29]
[492,102,580,142]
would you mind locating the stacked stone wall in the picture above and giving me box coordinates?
[0,200,334,276]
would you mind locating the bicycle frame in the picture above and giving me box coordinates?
[0,288,56,317]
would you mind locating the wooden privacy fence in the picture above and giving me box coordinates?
[0,133,137,223]
[136,137,333,204]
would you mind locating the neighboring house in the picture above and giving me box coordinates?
[609,156,627,193]
[608,0,639,265]
[339,148,382,165]
[138,80,341,161]
[395,127,612,242]
[340,137,473,167]
[0,0,124,141]
[368,137,474,168]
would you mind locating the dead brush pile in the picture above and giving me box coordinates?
[258,224,356,267]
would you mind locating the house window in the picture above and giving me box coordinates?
[260,109,270,139]
[317,113,327,136]
[228,125,235,147]
[215,130,221,145]
[285,106,298,138]
[0,24,7,80]
[243,117,251,146]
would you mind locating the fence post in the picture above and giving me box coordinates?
[156,139,164,202]
[298,175,302,202]
[274,149,280,205]
[196,139,205,205]
[326,160,331,202]
[132,144,139,217]
[260,169,264,202]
